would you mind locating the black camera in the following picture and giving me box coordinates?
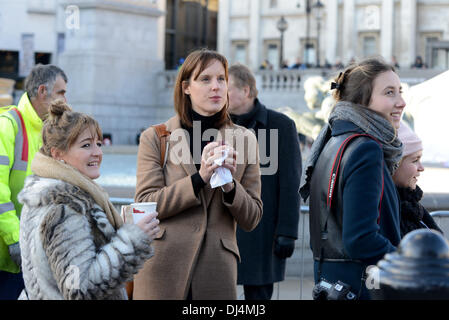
[312,278,357,300]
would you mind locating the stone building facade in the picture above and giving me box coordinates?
[218,0,449,70]
[2,0,449,143]
[0,0,166,144]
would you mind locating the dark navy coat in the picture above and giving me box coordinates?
[235,99,302,285]
[312,120,401,299]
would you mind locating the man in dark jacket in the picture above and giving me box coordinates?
[228,63,302,300]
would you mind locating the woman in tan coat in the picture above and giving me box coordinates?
[133,49,263,300]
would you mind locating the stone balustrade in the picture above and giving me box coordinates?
[155,68,444,119]
[9,67,441,144]
[257,70,303,92]
[156,69,326,116]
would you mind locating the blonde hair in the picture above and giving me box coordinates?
[40,100,102,157]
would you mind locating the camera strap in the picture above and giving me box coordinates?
[318,133,384,291]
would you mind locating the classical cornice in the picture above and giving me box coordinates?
[60,0,164,17]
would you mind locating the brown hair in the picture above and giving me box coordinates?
[40,100,103,157]
[174,48,230,128]
[228,63,258,98]
[332,56,396,107]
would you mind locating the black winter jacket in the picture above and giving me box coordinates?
[397,185,443,238]
[234,99,302,285]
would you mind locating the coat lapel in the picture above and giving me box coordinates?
[165,118,245,209]
[203,124,245,208]
[166,116,197,177]
[223,124,245,181]
[203,126,225,209]
[165,116,208,209]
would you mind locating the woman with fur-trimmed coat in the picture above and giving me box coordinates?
[18,101,159,300]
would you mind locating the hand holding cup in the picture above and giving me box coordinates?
[136,211,160,240]
[130,202,160,240]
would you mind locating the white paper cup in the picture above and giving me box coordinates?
[130,202,157,224]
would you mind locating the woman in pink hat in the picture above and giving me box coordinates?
[393,121,443,237]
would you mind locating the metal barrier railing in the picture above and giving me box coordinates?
[110,198,313,212]
[109,199,448,300]
[110,197,134,206]
[111,198,311,299]
[430,211,449,218]
[429,211,449,242]
[298,205,309,300]
[109,200,444,219]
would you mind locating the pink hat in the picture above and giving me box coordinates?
[398,121,423,157]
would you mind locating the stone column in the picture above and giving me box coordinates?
[19,34,35,78]
[381,0,394,63]
[342,0,356,64]
[249,0,261,71]
[157,0,166,62]
[217,0,230,59]
[58,0,164,144]
[325,0,338,65]
[401,0,417,67]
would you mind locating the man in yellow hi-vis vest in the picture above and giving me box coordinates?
[0,64,67,299]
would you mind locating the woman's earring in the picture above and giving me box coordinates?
[59,159,65,164]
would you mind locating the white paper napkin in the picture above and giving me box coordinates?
[210,148,233,188]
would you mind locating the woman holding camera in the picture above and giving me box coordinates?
[300,57,404,299]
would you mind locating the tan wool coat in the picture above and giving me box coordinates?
[133,115,263,300]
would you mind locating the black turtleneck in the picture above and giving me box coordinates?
[230,100,260,129]
[182,109,235,202]
[182,108,222,169]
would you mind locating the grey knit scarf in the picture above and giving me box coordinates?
[299,101,403,201]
